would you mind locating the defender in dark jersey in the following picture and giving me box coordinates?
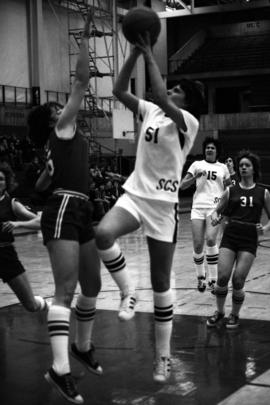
[27,10,101,405]
[0,163,46,311]
[225,156,239,186]
[207,150,270,329]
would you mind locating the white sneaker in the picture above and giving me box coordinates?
[118,291,137,321]
[153,356,171,383]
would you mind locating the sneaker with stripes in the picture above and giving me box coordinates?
[118,291,137,321]
[153,356,171,383]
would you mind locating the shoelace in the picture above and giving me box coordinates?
[64,375,77,396]
[156,358,171,375]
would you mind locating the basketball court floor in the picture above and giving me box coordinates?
[0,202,270,405]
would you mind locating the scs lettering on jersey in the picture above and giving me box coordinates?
[214,197,221,204]
[156,178,179,192]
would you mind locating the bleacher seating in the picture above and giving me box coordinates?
[177,34,270,74]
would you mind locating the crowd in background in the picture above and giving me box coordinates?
[0,132,126,222]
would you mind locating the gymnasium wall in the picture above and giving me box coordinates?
[0,0,29,87]
[42,2,70,93]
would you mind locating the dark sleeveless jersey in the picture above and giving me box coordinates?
[46,128,90,195]
[0,194,16,243]
[230,172,239,187]
[225,183,265,224]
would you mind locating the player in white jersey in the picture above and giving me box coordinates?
[95,32,205,383]
[180,137,231,293]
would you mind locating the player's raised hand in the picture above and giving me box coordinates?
[82,8,94,37]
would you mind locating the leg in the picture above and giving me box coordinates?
[96,205,140,320]
[8,273,46,312]
[227,251,255,328]
[147,237,175,383]
[46,240,79,375]
[205,216,220,289]
[207,247,235,327]
[191,219,206,291]
[71,239,103,375]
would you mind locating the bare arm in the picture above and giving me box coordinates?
[2,200,41,232]
[180,170,206,190]
[211,188,230,226]
[257,189,270,234]
[113,47,141,114]
[35,168,52,192]
[180,173,195,190]
[137,33,187,131]
[56,10,93,137]
[224,177,232,188]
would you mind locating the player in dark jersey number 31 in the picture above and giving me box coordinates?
[207,150,270,329]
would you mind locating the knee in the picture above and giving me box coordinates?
[56,292,74,307]
[95,224,115,249]
[217,274,229,287]
[55,282,77,307]
[206,238,217,247]
[193,241,203,254]
[232,276,245,290]
[151,274,170,292]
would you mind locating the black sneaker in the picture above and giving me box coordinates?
[208,280,216,295]
[44,367,83,404]
[71,343,103,375]
[197,276,206,292]
[206,311,225,327]
[226,313,240,329]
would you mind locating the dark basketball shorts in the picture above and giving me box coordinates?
[220,221,258,256]
[0,244,25,283]
[41,191,95,245]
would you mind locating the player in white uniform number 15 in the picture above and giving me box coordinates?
[180,137,231,293]
[95,32,205,383]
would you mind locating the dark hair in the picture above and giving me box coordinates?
[27,102,63,148]
[179,79,205,119]
[202,136,222,160]
[236,149,261,181]
[224,155,236,168]
[0,162,17,193]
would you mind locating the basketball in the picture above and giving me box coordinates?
[122,7,161,45]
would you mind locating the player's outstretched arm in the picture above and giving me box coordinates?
[57,9,94,134]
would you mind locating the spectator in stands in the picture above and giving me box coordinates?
[180,137,231,294]
[207,150,270,329]
[95,32,205,383]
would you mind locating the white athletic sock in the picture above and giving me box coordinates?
[75,294,97,352]
[215,284,228,314]
[193,251,206,278]
[232,288,245,316]
[47,305,71,375]
[97,242,134,295]
[154,289,173,358]
[206,245,219,281]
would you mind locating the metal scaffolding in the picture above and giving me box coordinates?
[55,0,129,159]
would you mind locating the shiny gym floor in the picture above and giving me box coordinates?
[1,200,270,405]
